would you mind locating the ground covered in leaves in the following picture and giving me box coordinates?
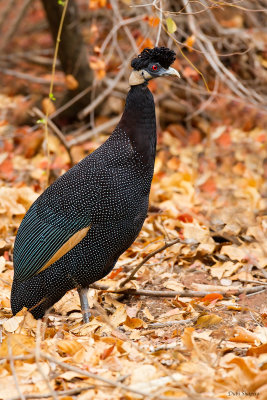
[0,93,267,400]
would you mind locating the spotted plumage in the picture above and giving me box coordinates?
[11,47,179,321]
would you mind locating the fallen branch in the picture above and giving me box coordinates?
[119,237,197,288]
[147,318,197,329]
[90,284,267,298]
[35,320,57,400]
[7,386,95,400]
[7,337,26,400]
[39,352,183,400]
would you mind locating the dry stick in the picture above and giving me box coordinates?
[7,336,26,400]
[90,284,267,298]
[155,0,162,46]
[32,107,73,166]
[119,237,187,288]
[7,386,95,400]
[110,0,138,54]
[39,352,184,400]
[172,79,267,115]
[35,320,58,400]
[78,64,127,120]
[0,0,33,51]
[246,289,266,297]
[100,15,145,55]
[185,75,219,121]
[147,318,197,329]
[43,0,69,188]
[0,68,65,86]
[181,0,264,105]
[241,280,267,286]
[0,353,199,400]
[90,301,197,400]
[0,0,16,31]
[68,115,121,146]
[49,84,93,120]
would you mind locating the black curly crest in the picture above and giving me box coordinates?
[131,47,176,70]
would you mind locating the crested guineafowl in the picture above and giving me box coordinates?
[11,47,180,322]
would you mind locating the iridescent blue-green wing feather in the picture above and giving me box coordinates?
[13,201,91,282]
[13,163,97,282]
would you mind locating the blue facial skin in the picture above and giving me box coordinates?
[144,62,166,78]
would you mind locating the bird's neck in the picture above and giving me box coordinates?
[118,83,156,163]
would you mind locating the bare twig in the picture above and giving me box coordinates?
[89,285,267,298]
[43,0,69,186]
[119,237,188,287]
[0,0,33,51]
[0,0,16,31]
[68,115,121,146]
[49,84,93,120]
[39,352,182,400]
[246,289,267,297]
[32,107,73,165]
[100,15,145,55]
[109,0,138,54]
[7,336,26,400]
[181,0,265,106]
[155,0,162,46]
[35,320,58,400]
[147,318,197,329]
[7,386,95,400]
[0,68,64,86]
[78,65,128,120]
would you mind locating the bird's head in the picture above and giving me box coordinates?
[129,47,180,86]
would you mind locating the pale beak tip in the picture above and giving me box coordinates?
[166,67,181,78]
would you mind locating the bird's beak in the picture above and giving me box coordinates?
[164,67,180,78]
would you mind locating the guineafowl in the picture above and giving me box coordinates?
[11,47,180,322]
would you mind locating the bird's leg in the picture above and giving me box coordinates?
[78,287,91,323]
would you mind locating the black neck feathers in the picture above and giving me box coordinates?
[118,84,156,164]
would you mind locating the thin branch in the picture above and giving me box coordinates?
[155,0,162,46]
[7,336,26,400]
[0,0,33,51]
[246,289,267,297]
[78,64,127,120]
[0,68,64,86]
[43,0,69,186]
[181,0,265,106]
[49,84,93,120]
[32,107,73,165]
[90,284,267,298]
[39,352,179,400]
[0,0,16,32]
[68,115,121,146]
[35,320,58,400]
[100,15,145,55]
[7,386,95,400]
[109,0,138,54]
[147,318,197,329]
[119,237,191,287]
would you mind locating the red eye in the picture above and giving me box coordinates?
[152,65,158,71]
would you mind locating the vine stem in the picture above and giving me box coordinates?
[44,0,69,186]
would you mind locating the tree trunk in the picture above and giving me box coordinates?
[41,0,93,122]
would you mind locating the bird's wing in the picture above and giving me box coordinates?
[13,200,91,282]
[13,162,98,282]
